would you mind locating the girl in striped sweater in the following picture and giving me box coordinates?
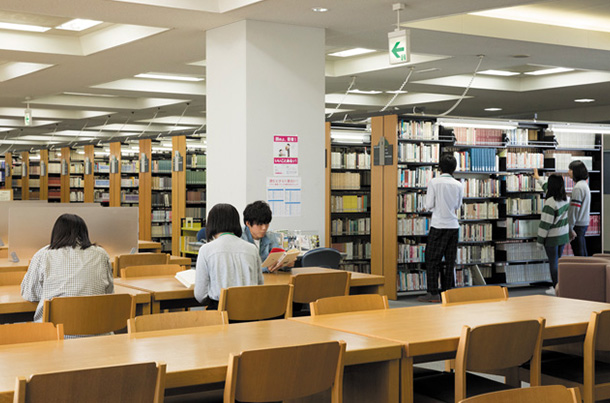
[535,173,570,287]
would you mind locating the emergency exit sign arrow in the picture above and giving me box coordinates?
[391,41,404,59]
[388,29,410,65]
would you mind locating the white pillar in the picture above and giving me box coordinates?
[207,20,326,241]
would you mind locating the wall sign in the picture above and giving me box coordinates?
[273,135,299,176]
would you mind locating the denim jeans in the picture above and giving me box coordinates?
[570,225,588,256]
[544,244,565,286]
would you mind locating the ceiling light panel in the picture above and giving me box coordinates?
[524,67,574,76]
[478,69,520,76]
[574,98,595,103]
[328,48,376,57]
[55,19,102,31]
[0,22,50,33]
[135,73,204,82]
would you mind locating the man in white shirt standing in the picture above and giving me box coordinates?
[418,153,463,302]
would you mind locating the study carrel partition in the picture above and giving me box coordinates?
[9,206,138,261]
[0,201,47,245]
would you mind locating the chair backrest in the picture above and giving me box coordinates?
[592,253,610,259]
[114,253,170,277]
[310,294,389,316]
[120,264,183,279]
[43,294,135,336]
[224,340,345,403]
[0,323,64,345]
[458,385,581,403]
[441,286,508,305]
[219,284,293,321]
[128,310,228,333]
[14,362,166,403]
[557,262,610,302]
[301,248,342,269]
[583,309,610,402]
[290,271,350,304]
[558,256,610,264]
[0,270,26,286]
[455,318,545,402]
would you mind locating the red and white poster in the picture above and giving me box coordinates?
[273,135,298,176]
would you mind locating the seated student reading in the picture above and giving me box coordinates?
[195,203,263,310]
[241,200,292,272]
[21,213,114,322]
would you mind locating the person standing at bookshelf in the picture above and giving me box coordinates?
[194,203,263,310]
[241,200,283,273]
[534,172,569,289]
[418,153,463,303]
[567,160,591,256]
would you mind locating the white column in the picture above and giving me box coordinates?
[207,20,326,241]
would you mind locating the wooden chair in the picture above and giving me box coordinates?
[458,385,581,403]
[13,361,166,403]
[42,294,135,336]
[128,310,228,333]
[120,264,183,279]
[414,318,545,403]
[442,286,509,305]
[290,271,350,306]
[219,284,293,321]
[527,309,610,403]
[0,270,26,286]
[0,323,64,345]
[113,253,170,277]
[224,340,346,403]
[310,294,389,316]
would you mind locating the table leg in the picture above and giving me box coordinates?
[151,300,161,314]
[401,356,414,403]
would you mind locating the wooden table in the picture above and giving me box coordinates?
[115,267,385,313]
[138,240,162,253]
[0,258,28,273]
[0,320,402,403]
[0,284,152,323]
[292,295,610,403]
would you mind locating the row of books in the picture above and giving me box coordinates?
[93,190,109,203]
[457,245,495,264]
[460,177,501,197]
[186,170,206,185]
[398,166,438,188]
[29,179,40,188]
[152,192,171,207]
[506,174,543,192]
[330,241,371,260]
[30,166,40,175]
[499,262,551,284]
[452,127,503,146]
[453,149,499,172]
[185,207,205,219]
[504,218,540,239]
[331,217,371,236]
[459,202,499,220]
[151,224,172,238]
[152,177,172,190]
[398,241,426,263]
[69,191,84,202]
[94,163,110,173]
[330,195,369,213]
[397,192,425,214]
[454,267,475,288]
[95,179,109,188]
[549,152,573,171]
[152,210,172,222]
[505,128,538,146]
[504,151,544,169]
[121,177,139,188]
[587,215,601,235]
[506,196,543,216]
[330,172,365,190]
[121,161,139,173]
[399,120,437,140]
[330,151,370,170]
[121,192,138,203]
[341,263,371,274]
[553,131,596,149]
[459,223,493,242]
[496,241,547,261]
[397,216,429,236]
[397,270,427,291]
[397,143,440,163]
[186,190,205,204]
[152,160,172,173]
[188,154,206,168]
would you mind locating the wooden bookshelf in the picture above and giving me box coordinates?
[40,149,48,200]
[139,139,152,240]
[109,142,121,207]
[60,147,70,203]
[172,135,186,256]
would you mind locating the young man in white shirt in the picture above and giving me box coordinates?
[418,153,463,303]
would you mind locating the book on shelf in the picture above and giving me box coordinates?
[261,248,300,269]
[175,269,196,288]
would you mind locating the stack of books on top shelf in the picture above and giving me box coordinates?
[505,128,536,146]
[399,120,437,139]
[504,149,544,169]
[554,131,597,149]
[454,149,498,172]
[453,127,503,146]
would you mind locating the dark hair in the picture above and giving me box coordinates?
[546,174,567,202]
[49,214,94,250]
[439,153,457,175]
[243,200,273,226]
[569,160,589,182]
[206,203,243,242]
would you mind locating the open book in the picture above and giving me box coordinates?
[261,248,300,268]
[175,269,196,288]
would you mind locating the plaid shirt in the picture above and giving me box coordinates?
[21,245,114,322]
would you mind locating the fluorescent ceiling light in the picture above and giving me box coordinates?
[575,98,595,103]
[55,19,102,31]
[348,89,383,95]
[438,118,517,130]
[386,90,408,94]
[312,7,328,12]
[135,73,204,82]
[484,108,503,111]
[63,92,118,98]
[479,69,520,77]
[0,22,51,33]
[328,48,376,58]
[549,124,610,134]
[330,131,371,143]
[525,67,574,76]
[187,144,206,149]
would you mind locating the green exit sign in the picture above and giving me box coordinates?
[388,30,410,65]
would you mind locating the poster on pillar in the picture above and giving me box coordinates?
[273,135,298,176]
[266,177,301,217]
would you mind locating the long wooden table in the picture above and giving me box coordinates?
[115,267,385,313]
[292,295,610,403]
[0,284,152,323]
[0,320,402,403]
[138,240,162,253]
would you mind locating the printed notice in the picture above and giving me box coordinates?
[267,177,301,217]
[273,135,298,176]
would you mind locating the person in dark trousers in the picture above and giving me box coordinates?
[567,160,591,256]
[418,153,463,303]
